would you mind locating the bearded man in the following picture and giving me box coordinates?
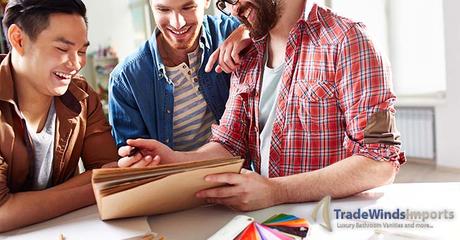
[117,0,405,211]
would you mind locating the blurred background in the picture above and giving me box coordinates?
[1,0,458,182]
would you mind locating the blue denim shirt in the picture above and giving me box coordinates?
[108,15,240,148]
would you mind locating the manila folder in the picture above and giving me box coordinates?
[92,157,244,220]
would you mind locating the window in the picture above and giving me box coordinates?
[326,0,446,97]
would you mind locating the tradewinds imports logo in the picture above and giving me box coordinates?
[311,196,455,232]
[311,196,333,232]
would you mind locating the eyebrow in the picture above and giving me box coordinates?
[155,0,196,8]
[55,37,90,47]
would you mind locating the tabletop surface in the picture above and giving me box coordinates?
[1,182,459,240]
[148,182,460,240]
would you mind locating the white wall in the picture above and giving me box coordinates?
[83,0,138,60]
[80,0,140,86]
[330,0,389,57]
[388,0,446,96]
[436,0,460,168]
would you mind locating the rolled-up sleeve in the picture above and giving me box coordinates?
[336,23,405,165]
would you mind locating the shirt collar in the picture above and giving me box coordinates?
[0,54,16,104]
[303,0,317,23]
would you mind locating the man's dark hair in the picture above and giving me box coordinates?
[2,0,87,41]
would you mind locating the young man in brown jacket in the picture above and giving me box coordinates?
[0,0,118,232]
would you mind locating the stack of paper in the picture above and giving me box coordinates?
[92,157,244,220]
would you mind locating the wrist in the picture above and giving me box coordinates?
[173,150,190,163]
[270,178,287,205]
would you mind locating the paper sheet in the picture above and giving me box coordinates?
[0,205,151,240]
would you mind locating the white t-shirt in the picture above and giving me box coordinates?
[259,61,286,177]
[25,99,56,190]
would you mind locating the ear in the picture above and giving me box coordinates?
[8,24,26,55]
[204,0,211,9]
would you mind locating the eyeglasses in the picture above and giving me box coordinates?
[216,0,239,16]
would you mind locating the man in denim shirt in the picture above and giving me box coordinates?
[109,0,245,159]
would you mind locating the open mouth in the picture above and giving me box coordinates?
[237,5,256,28]
[167,26,192,38]
[53,71,73,81]
[243,7,253,21]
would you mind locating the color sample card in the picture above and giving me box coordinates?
[233,214,309,240]
[262,214,309,238]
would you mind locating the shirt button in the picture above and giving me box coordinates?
[165,138,170,143]
[182,65,187,69]
[158,73,163,78]
[166,109,171,114]
[188,71,192,75]
[193,78,198,82]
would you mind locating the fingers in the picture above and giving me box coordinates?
[215,65,223,73]
[219,44,239,74]
[205,44,240,74]
[118,145,134,157]
[130,155,154,168]
[196,185,242,199]
[204,172,245,185]
[118,152,143,167]
[126,138,160,149]
[232,38,252,64]
[118,154,161,168]
[205,48,220,72]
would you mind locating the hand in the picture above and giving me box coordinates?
[117,139,176,168]
[195,169,280,211]
[205,25,252,74]
[101,162,118,168]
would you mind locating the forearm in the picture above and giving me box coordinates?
[0,174,95,232]
[51,171,92,191]
[272,155,397,204]
[175,142,234,162]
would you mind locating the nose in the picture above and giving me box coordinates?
[170,12,186,29]
[66,53,82,71]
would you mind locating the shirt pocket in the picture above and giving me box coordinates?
[294,77,340,133]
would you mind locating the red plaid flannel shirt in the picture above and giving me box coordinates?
[210,4,405,177]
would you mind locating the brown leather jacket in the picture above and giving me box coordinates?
[0,54,118,206]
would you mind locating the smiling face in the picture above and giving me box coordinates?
[151,0,210,51]
[17,13,89,97]
[232,0,279,39]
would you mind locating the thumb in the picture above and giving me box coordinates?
[126,138,162,150]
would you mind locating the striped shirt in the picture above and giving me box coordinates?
[210,3,405,177]
[165,48,216,151]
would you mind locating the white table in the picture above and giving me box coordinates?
[148,183,460,240]
[2,183,459,240]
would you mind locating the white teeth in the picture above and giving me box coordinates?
[170,27,189,35]
[54,72,72,79]
[244,8,252,19]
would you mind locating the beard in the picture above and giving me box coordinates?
[236,0,280,39]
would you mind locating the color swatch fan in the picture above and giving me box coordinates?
[262,214,309,239]
[209,214,309,240]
